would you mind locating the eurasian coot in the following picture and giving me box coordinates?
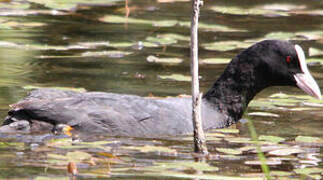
[1,40,321,136]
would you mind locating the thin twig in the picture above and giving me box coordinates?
[190,0,208,154]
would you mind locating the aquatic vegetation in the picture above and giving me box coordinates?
[158,73,191,81]
[200,58,231,64]
[146,55,183,64]
[202,41,251,51]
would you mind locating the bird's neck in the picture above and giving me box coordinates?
[203,60,267,123]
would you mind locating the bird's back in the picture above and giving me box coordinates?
[6,89,227,137]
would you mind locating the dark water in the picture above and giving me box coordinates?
[0,0,322,179]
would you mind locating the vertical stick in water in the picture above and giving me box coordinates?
[190,0,208,154]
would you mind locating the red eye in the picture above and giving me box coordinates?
[286,56,291,63]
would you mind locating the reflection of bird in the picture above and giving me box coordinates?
[1,40,321,137]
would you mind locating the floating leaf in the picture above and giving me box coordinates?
[263,4,306,11]
[248,99,277,110]
[268,148,304,156]
[77,41,110,48]
[239,146,256,152]
[202,41,251,51]
[123,145,176,153]
[248,112,279,118]
[265,32,304,40]
[292,9,323,16]
[269,93,303,100]
[307,174,322,180]
[81,50,132,58]
[307,58,323,66]
[158,74,191,81]
[214,128,239,134]
[100,14,177,27]
[226,137,275,145]
[178,21,244,32]
[146,36,177,45]
[258,135,285,143]
[270,171,293,176]
[157,33,190,41]
[78,141,116,146]
[0,41,84,51]
[210,6,252,15]
[0,1,30,10]
[302,101,323,107]
[66,151,92,162]
[200,22,245,32]
[0,20,45,29]
[309,47,323,57]
[210,5,288,16]
[206,137,223,141]
[47,153,68,164]
[34,177,69,180]
[218,154,244,161]
[180,135,222,141]
[259,145,289,152]
[141,41,159,47]
[28,0,122,11]
[23,85,86,92]
[0,41,20,48]
[245,159,282,165]
[158,0,190,3]
[145,161,219,172]
[201,58,231,64]
[289,107,317,111]
[250,92,323,112]
[130,171,261,180]
[294,167,323,175]
[295,136,323,143]
[206,132,227,138]
[108,42,135,48]
[0,142,25,151]
[225,137,252,144]
[274,93,322,104]
[31,44,71,50]
[47,151,92,165]
[0,9,67,16]
[0,23,11,30]
[147,55,183,64]
[82,168,111,178]
[153,20,178,27]
[46,138,73,148]
[100,15,151,24]
[216,148,243,155]
[296,31,323,40]
[47,139,114,151]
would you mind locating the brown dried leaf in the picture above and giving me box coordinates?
[67,162,78,175]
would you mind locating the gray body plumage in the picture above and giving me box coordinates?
[3,88,227,137]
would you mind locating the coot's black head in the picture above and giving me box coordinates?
[242,40,321,99]
[204,40,321,123]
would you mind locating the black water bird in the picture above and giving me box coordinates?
[1,40,321,136]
